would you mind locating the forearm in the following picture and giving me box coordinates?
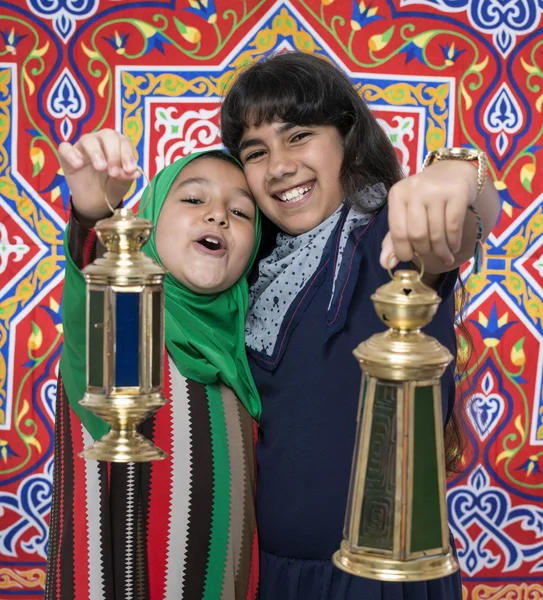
[67,203,106,269]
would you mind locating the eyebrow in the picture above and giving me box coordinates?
[238,122,297,155]
[176,177,255,203]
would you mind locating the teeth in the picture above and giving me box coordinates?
[277,185,312,203]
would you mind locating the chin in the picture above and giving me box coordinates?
[187,278,231,294]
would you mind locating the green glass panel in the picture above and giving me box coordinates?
[410,385,443,552]
[88,290,104,388]
[343,375,368,540]
[358,381,397,550]
[151,290,163,388]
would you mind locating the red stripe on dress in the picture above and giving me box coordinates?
[55,381,66,600]
[82,228,97,268]
[246,528,259,600]
[147,348,173,600]
[69,404,90,600]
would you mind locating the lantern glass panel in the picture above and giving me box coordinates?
[410,384,442,552]
[115,292,140,387]
[343,374,368,540]
[151,290,162,389]
[358,380,398,551]
[88,289,105,388]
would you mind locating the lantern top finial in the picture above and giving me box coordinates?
[83,208,165,286]
[371,268,441,332]
[95,208,153,254]
[354,265,452,381]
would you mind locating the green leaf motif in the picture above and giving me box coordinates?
[174,16,188,35]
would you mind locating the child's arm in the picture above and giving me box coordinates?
[59,128,140,226]
[380,157,500,280]
[59,129,139,438]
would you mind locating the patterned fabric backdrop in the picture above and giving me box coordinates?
[0,0,542,597]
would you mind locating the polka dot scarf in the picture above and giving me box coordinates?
[246,184,386,357]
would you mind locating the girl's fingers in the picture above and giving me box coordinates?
[406,200,431,257]
[73,130,138,180]
[96,129,126,176]
[76,134,108,170]
[444,197,465,254]
[427,200,454,265]
[120,135,138,173]
[379,231,398,269]
[58,142,84,170]
[387,187,411,262]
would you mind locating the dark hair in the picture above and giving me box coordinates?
[222,51,466,472]
[220,52,403,212]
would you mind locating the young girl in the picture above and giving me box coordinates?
[45,140,262,600]
[218,52,500,599]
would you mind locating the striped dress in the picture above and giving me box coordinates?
[45,215,259,600]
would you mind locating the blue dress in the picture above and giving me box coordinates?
[248,205,462,600]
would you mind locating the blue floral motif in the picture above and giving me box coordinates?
[439,42,466,65]
[400,0,543,57]
[184,0,218,24]
[515,456,542,477]
[470,302,517,344]
[26,0,99,43]
[1,29,27,55]
[350,0,385,30]
[103,31,130,54]
[0,458,53,559]
[448,465,543,576]
[483,83,523,157]
[467,371,505,440]
[46,68,86,142]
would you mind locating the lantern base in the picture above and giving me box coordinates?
[332,541,459,582]
[80,429,166,462]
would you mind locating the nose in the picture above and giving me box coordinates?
[204,202,228,227]
[266,148,296,182]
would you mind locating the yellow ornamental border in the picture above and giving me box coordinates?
[121,78,449,159]
[0,567,45,589]
[472,583,543,599]
[357,82,449,152]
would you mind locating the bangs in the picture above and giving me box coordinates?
[236,77,330,130]
[221,54,350,155]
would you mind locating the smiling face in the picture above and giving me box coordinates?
[239,121,345,235]
[155,157,256,293]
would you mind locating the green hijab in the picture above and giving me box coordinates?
[60,150,262,441]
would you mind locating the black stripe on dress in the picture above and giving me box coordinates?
[181,380,214,599]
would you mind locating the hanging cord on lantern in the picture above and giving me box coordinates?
[101,166,153,216]
[387,252,424,281]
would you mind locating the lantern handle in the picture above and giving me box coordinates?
[387,252,425,281]
[134,167,153,217]
[102,167,153,216]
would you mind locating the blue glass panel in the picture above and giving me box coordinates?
[115,292,140,387]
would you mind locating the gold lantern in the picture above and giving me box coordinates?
[79,207,167,462]
[333,261,459,581]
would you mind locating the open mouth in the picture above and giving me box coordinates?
[273,182,315,204]
[195,235,226,255]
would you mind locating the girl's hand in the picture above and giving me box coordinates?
[59,129,140,226]
[379,159,495,275]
